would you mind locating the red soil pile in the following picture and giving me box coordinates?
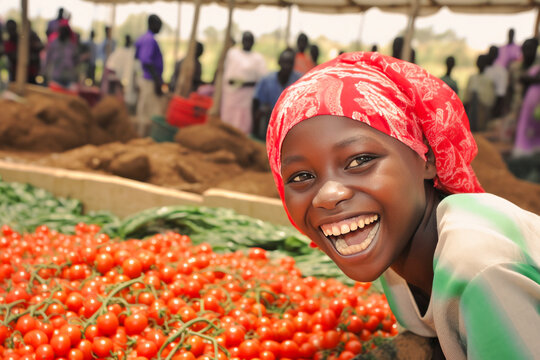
[0,94,137,152]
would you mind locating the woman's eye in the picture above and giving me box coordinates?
[288,172,314,183]
[346,155,374,169]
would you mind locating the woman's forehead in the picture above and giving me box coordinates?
[281,116,403,160]
[283,116,387,142]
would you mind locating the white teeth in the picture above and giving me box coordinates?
[358,219,365,229]
[320,214,379,237]
[335,222,380,255]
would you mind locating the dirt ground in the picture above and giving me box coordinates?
[0,94,539,214]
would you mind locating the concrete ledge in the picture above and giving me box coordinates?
[204,188,289,226]
[0,160,290,225]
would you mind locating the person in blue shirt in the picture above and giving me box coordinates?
[252,48,301,141]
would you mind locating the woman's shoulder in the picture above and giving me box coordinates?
[438,192,538,221]
[434,192,540,281]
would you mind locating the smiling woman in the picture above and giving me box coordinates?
[280,116,434,283]
[267,51,540,359]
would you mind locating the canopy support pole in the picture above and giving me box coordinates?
[356,11,365,51]
[208,0,235,119]
[15,0,29,96]
[173,1,182,62]
[176,0,201,97]
[402,0,419,62]
[534,7,540,38]
[110,3,117,31]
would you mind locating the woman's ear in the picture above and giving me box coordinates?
[423,142,437,180]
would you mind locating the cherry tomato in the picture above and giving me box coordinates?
[224,325,246,347]
[92,337,114,358]
[124,312,148,335]
[96,311,119,336]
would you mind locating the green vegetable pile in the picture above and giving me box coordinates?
[0,181,119,234]
[0,178,357,285]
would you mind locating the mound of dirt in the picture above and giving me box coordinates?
[175,121,270,172]
[0,94,137,152]
[472,134,540,215]
[35,137,278,197]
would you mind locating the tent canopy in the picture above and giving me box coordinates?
[82,0,540,16]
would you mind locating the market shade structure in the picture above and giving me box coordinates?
[77,0,540,14]
[13,0,540,115]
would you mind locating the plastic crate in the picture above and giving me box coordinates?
[150,115,178,142]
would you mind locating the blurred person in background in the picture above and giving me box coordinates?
[134,14,164,137]
[392,36,416,63]
[99,26,116,68]
[3,19,44,84]
[496,28,523,116]
[485,45,508,121]
[46,7,64,41]
[169,41,204,94]
[495,28,522,69]
[510,38,540,159]
[98,25,116,89]
[105,34,138,112]
[293,33,315,75]
[45,22,78,89]
[463,54,495,132]
[310,44,320,66]
[83,30,97,85]
[252,48,301,142]
[440,55,459,95]
[502,37,540,142]
[221,31,267,134]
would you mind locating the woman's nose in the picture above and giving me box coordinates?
[312,180,353,209]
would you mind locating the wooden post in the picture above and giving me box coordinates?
[173,2,182,62]
[402,0,419,63]
[175,0,201,98]
[110,4,116,32]
[534,7,540,38]
[356,11,365,51]
[207,0,235,120]
[15,0,29,95]
[105,4,117,60]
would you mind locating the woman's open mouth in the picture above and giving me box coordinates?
[320,214,380,255]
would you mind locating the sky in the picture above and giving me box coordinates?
[0,0,538,51]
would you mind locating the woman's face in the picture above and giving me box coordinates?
[281,115,432,282]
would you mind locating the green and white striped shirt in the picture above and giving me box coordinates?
[381,193,540,359]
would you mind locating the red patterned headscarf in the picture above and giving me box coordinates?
[267,51,484,206]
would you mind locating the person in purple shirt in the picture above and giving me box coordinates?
[495,28,522,69]
[134,14,164,137]
[252,48,301,141]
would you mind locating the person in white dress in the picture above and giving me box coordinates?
[221,31,267,134]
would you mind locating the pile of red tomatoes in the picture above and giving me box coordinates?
[0,223,397,360]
